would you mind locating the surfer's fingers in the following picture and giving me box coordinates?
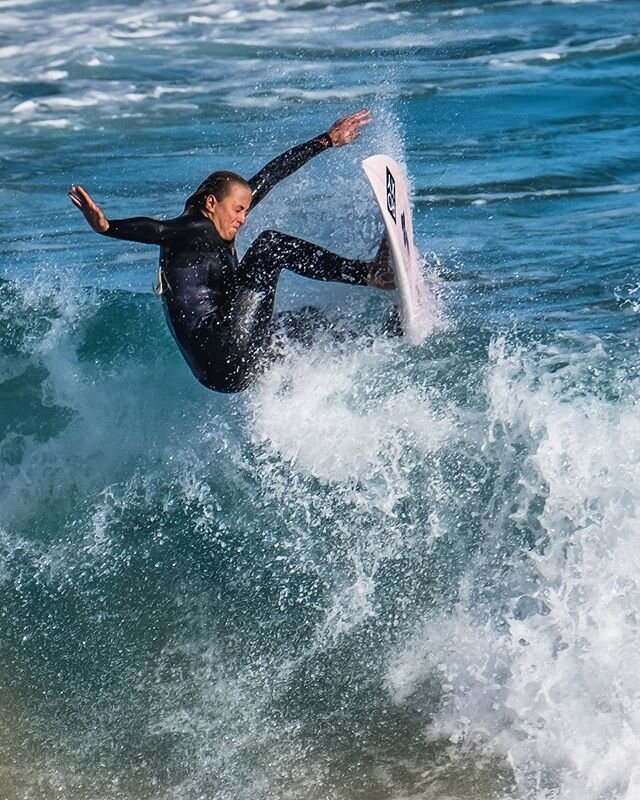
[350,118,371,134]
[328,110,371,145]
[347,110,371,127]
[68,187,91,209]
[73,185,95,205]
[351,109,372,125]
[344,119,369,141]
[333,108,371,128]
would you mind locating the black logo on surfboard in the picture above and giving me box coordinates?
[401,212,409,252]
[386,167,397,223]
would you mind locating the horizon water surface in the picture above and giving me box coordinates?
[1,1,640,798]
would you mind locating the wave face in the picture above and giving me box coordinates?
[1,0,640,798]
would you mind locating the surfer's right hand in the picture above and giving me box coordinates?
[68,185,110,233]
[327,108,372,147]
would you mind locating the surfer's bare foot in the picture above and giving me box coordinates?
[367,237,395,290]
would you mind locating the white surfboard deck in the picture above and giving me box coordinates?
[362,154,428,345]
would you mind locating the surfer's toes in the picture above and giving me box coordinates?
[367,237,395,290]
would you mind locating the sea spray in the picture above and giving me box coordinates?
[2,0,640,796]
[385,336,640,800]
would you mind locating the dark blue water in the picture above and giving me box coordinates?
[1,1,640,798]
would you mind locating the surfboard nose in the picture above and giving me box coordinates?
[362,154,429,344]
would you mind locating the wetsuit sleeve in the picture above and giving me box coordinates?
[101,217,188,246]
[248,133,333,210]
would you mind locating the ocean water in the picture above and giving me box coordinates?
[1,0,640,798]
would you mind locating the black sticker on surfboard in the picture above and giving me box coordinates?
[401,211,409,252]
[386,167,397,222]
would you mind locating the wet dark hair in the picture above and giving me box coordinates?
[184,171,251,213]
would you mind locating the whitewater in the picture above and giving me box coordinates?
[1,1,640,798]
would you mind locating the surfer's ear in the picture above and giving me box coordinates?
[203,194,217,211]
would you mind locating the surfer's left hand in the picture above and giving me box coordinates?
[327,108,372,146]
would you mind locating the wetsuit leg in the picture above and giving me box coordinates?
[233,228,372,355]
[193,230,371,392]
[190,286,275,392]
[238,229,371,289]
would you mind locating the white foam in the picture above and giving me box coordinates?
[38,69,68,80]
[249,338,452,485]
[0,45,23,59]
[385,336,640,799]
[0,0,41,7]
[487,32,639,68]
[31,118,71,128]
[10,99,36,115]
[315,557,377,641]
[187,14,216,25]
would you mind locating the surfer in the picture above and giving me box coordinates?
[69,108,394,393]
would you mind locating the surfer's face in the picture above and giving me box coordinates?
[205,184,252,242]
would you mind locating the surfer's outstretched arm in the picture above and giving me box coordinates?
[248,108,372,210]
[68,185,189,246]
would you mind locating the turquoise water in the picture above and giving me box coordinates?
[1,1,640,798]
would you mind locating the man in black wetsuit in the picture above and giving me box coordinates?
[69,108,393,393]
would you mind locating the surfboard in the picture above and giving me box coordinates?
[362,154,428,345]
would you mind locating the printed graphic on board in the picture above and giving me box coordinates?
[363,154,430,345]
[386,167,397,223]
[401,212,409,253]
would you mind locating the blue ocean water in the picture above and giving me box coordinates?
[1,0,640,797]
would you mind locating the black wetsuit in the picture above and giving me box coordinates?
[102,133,370,392]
